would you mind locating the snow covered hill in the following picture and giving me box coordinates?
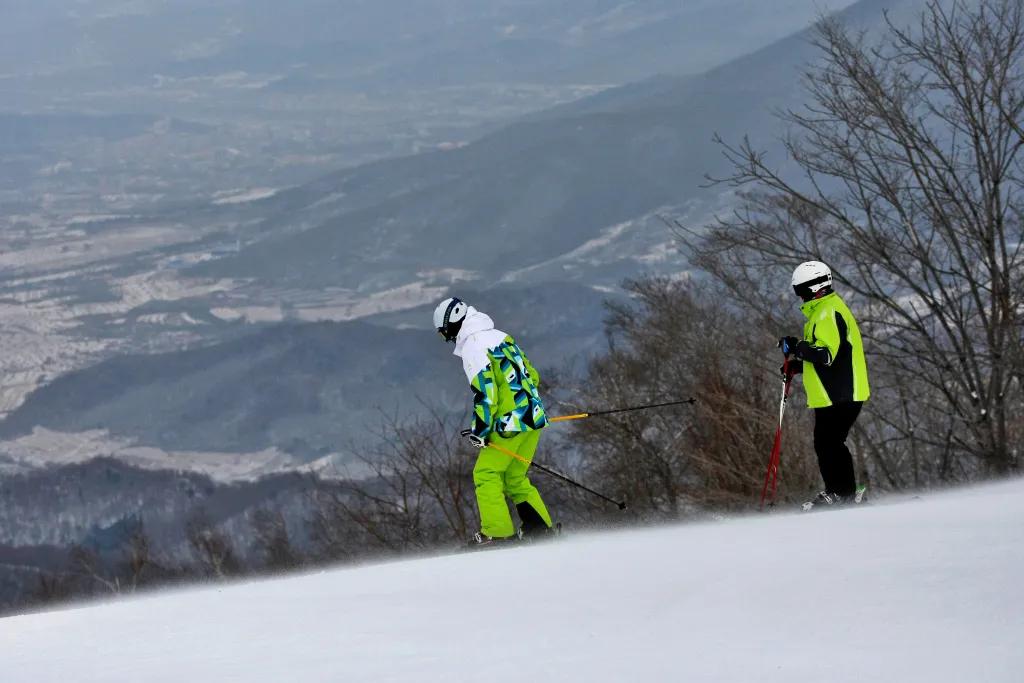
[3,480,1022,682]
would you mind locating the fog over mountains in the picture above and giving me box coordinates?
[4,1,855,88]
[2,1,861,183]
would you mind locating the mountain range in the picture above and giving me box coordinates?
[0,0,914,474]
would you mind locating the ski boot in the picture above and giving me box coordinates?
[515,502,561,543]
[518,521,563,543]
[801,490,849,511]
[467,532,517,549]
[854,484,868,504]
[802,485,868,512]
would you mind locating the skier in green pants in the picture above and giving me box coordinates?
[433,297,554,546]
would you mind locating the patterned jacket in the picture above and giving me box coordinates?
[453,307,548,440]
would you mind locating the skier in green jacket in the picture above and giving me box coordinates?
[433,297,554,545]
[779,261,870,510]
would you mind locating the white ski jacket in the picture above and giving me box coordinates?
[453,307,507,383]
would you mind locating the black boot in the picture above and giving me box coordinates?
[801,490,846,511]
[467,531,517,549]
[516,502,556,541]
[802,485,868,512]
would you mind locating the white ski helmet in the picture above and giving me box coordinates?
[433,297,468,342]
[791,261,833,300]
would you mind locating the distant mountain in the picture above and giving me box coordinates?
[0,2,865,204]
[188,1,897,293]
[1,1,857,88]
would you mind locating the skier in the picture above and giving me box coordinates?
[778,261,870,510]
[433,297,555,546]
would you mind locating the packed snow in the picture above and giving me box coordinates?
[2,479,1021,682]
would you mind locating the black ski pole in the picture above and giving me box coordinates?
[488,441,627,510]
[550,397,696,423]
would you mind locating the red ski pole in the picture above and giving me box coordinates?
[760,356,795,509]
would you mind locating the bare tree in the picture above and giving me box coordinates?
[117,524,166,592]
[569,278,820,513]
[68,545,121,595]
[251,507,302,571]
[186,509,242,578]
[685,0,1024,482]
[310,408,478,554]
[33,572,71,604]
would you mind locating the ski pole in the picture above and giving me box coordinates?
[550,398,696,423]
[485,440,628,510]
[760,357,795,509]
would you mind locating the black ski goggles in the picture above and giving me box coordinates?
[793,275,831,301]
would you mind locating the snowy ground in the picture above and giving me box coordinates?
[3,480,1022,682]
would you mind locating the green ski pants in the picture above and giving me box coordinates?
[473,429,552,538]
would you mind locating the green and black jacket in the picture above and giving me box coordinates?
[797,292,870,409]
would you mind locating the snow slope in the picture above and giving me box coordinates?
[3,480,1022,682]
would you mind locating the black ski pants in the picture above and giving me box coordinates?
[812,401,862,497]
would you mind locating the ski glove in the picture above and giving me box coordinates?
[778,336,800,355]
[460,429,486,449]
[792,340,832,365]
[779,336,832,365]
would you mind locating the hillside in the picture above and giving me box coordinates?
[188,0,908,294]
[0,282,610,458]
[0,456,327,612]
[3,478,1021,681]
